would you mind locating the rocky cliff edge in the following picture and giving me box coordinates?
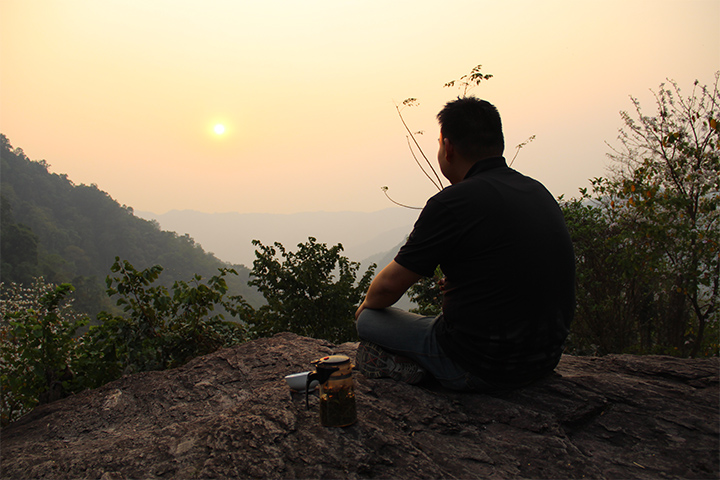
[2,333,718,479]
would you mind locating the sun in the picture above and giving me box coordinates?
[213,124,226,135]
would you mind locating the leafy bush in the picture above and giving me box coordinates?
[407,266,443,316]
[73,258,250,388]
[0,259,251,426]
[247,237,375,343]
[0,279,87,426]
[0,238,375,427]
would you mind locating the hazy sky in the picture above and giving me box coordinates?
[1,0,718,214]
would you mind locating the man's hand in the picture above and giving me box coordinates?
[355,260,422,320]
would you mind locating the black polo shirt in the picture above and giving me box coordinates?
[395,157,575,385]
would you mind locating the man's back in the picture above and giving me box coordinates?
[356,97,575,391]
[396,157,575,385]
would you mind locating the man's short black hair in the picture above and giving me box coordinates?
[437,96,504,159]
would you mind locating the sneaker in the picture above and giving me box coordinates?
[355,341,426,385]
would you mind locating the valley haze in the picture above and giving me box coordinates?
[136,208,420,269]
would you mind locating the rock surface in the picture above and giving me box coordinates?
[1,332,718,479]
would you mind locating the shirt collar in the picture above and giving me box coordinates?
[464,156,507,179]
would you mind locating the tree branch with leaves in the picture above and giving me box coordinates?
[584,72,720,357]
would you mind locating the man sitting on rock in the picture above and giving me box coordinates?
[355,97,575,391]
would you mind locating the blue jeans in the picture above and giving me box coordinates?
[356,307,496,392]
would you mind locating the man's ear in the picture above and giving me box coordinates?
[443,138,455,162]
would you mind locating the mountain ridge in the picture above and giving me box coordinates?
[136,208,420,268]
[0,135,263,312]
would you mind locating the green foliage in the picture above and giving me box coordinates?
[0,135,262,319]
[0,279,88,426]
[247,238,375,343]
[0,198,40,285]
[74,258,250,387]
[561,196,658,355]
[565,73,720,357]
[1,260,251,426]
[408,266,443,316]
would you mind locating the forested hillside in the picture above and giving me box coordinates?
[0,135,378,425]
[0,134,263,316]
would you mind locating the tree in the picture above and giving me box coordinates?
[560,195,662,355]
[247,238,376,343]
[0,198,40,284]
[0,279,87,426]
[583,73,719,357]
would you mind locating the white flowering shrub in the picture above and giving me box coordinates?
[0,279,87,426]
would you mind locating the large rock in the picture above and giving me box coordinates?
[1,333,717,479]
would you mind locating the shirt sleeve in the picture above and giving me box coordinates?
[394,197,460,277]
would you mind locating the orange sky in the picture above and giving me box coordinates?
[1,0,718,214]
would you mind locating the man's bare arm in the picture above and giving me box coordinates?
[355,260,422,319]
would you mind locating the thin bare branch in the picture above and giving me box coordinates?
[406,136,441,190]
[380,186,422,210]
[395,101,444,190]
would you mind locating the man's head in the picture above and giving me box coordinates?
[436,97,504,160]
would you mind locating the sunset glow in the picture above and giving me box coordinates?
[1,0,717,215]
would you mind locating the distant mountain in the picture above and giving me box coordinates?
[1,134,421,317]
[135,210,420,310]
[135,208,420,268]
[363,238,407,271]
[0,135,263,315]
